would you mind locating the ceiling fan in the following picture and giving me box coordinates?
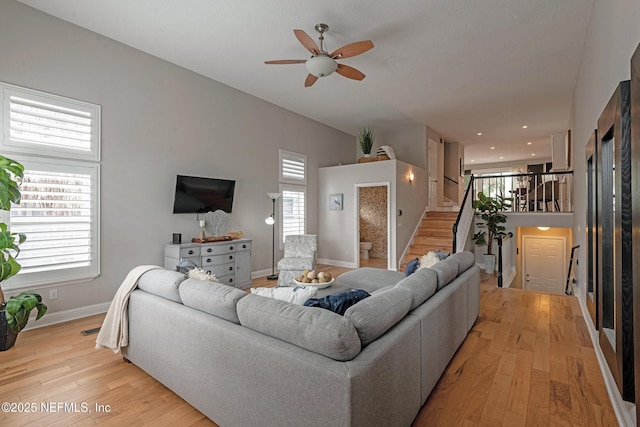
[265,23,374,87]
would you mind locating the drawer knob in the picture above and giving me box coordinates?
[242,244,247,249]
[229,255,234,260]
[207,248,212,253]
[206,258,212,263]
[228,266,233,271]
[188,250,194,255]
[228,278,234,283]
[229,246,234,251]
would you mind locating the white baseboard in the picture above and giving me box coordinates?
[317,258,356,269]
[23,301,111,331]
[252,268,277,279]
[574,289,635,426]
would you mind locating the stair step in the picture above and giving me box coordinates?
[413,235,453,246]
[420,221,455,230]
[417,227,452,237]
[407,243,452,256]
[424,212,459,219]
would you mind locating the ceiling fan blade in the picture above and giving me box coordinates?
[264,60,307,64]
[305,74,319,87]
[336,64,366,81]
[330,40,374,59]
[294,29,320,55]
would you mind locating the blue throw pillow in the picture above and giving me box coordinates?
[434,250,450,260]
[405,257,420,276]
[303,289,371,315]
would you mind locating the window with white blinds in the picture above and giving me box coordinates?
[0,82,101,289]
[1,81,101,161]
[6,157,99,288]
[279,150,307,246]
[279,150,307,185]
[281,187,306,243]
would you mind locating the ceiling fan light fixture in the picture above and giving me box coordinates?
[305,55,338,77]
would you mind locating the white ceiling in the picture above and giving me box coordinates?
[18,0,594,165]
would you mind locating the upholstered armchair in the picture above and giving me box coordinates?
[277,234,317,286]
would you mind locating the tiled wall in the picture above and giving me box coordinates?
[359,186,388,259]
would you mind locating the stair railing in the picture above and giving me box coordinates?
[452,176,475,253]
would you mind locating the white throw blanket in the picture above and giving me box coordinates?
[95,265,162,353]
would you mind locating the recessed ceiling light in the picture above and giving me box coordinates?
[531,153,536,156]
[471,159,475,162]
[490,146,495,150]
[499,157,504,160]
[523,125,528,129]
[527,141,532,145]
[477,132,482,136]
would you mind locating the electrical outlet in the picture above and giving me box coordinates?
[49,289,58,300]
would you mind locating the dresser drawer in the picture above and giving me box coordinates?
[201,244,237,256]
[202,262,234,277]
[202,253,235,266]
[236,241,251,252]
[216,274,235,286]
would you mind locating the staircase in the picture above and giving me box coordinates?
[401,211,458,270]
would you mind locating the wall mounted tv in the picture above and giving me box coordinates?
[172,175,236,214]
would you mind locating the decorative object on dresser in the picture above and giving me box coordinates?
[204,210,229,237]
[265,192,281,280]
[164,239,252,289]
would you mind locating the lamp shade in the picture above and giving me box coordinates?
[265,216,275,225]
[305,55,338,77]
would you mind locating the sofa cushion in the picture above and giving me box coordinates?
[429,257,459,291]
[344,287,412,346]
[179,278,247,324]
[251,286,317,305]
[237,294,361,361]
[137,269,186,303]
[393,267,438,310]
[337,267,404,292]
[449,251,475,275]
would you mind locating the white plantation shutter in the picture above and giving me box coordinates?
[281,188,305,242]
[8,158,99,287]
[5,157,100,287]
[279,150,306,184]
[1,82,100,161]
[279,150,307,245]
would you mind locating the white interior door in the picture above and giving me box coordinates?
[523,236,566,294]
[428,139,438,209]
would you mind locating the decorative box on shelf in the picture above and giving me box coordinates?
[164,239,252,289]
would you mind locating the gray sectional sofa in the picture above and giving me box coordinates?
[122,251,480,427]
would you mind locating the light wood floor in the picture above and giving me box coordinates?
[0,267,618,426]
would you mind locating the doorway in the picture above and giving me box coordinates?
[523,235,566,295]
[356,183,390,269]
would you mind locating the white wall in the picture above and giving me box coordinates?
[570,1,640,424]
[318,160,426,269]
[0,2,354,316]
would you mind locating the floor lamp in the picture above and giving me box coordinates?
[265,192,281,280]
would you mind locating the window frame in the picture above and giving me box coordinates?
[4,154,101,290]
[278,149,307,249]
[0,81,101,162]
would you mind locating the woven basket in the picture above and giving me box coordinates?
[358,156,377,163]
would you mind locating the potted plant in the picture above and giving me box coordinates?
[0,154,47,351]
[471,191,511,273]
[357,126,376,163]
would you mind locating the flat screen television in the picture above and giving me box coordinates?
[172,175,235,214]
